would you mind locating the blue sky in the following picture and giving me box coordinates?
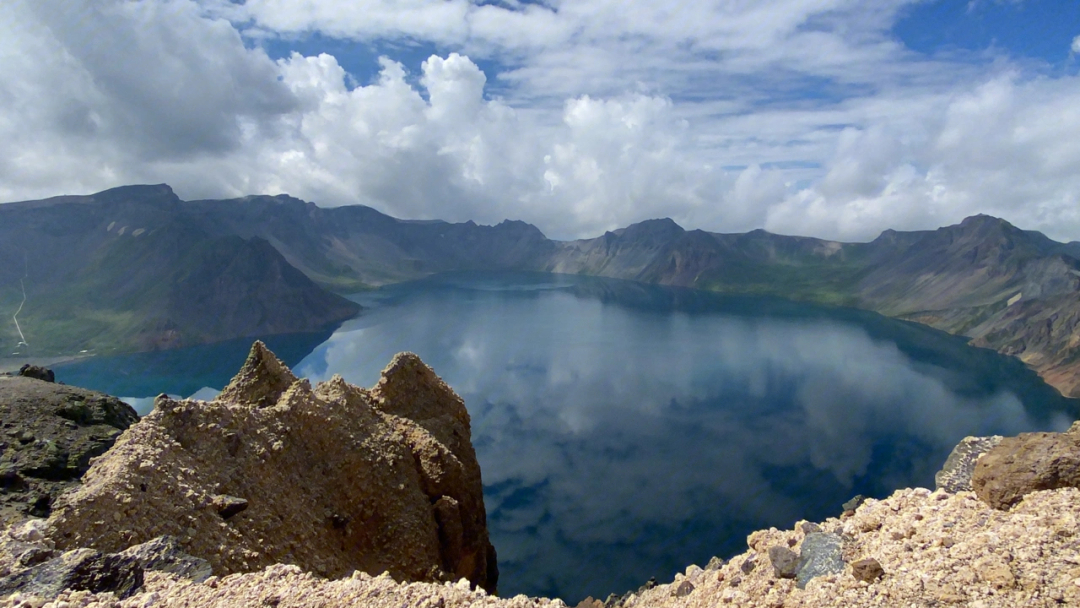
[2,0,1080,241]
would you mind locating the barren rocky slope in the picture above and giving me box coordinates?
[7,467,1080,607]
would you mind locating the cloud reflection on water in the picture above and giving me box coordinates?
[295,273,1075,602]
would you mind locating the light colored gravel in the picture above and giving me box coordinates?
[7,485,1080,607]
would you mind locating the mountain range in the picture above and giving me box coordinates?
[2,184,1079,396]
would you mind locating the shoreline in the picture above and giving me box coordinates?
[0,354,93,375]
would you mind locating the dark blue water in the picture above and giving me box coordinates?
[54,272,1080,602]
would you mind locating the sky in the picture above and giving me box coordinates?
[2,1,1080,242]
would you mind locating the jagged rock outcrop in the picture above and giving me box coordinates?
[971,422,1080,510]
[0,375,139,524]
[39,342,497,592]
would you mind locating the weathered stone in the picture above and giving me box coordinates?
[704,556,725,571]
[972,425,1080,509]
[119,536,211,582]
[796,533,845,589]
[935,435,1003,493]
[41,343,498,593]
[850,558,884,582]
[0,376,138,525]
[0,547,143,600]
[767,545,799,579]
[740,554,757,574]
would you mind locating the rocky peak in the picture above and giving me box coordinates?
[40,344,497,593]
[216,341,299,408]
[617,218,685,244]
[90,184,179,207]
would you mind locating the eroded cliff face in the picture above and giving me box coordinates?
[38,342,497,593]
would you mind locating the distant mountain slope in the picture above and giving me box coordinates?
[544,214,1080,397]
[0,186,359,356]
[184,194,554,291]
[3,184,1079,397]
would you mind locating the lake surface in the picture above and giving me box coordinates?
[55,271,1080,602]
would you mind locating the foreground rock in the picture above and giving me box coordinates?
[0,375,139,524]
[7,486,1080,607]
[0,522,209,601]
[972,422,1080,509]
[40,342,497,592]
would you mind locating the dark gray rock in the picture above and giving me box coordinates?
[0,547,143,600]
[936,435,1003,493]
[739,554,757,574]
[211,494,249,519]
[672,580,694,597]
[0,376,138,525]
[18,365,54,383]
[767,545,799,579]
[119,536,212,582]
[841,495,866,513]
[851,557,885,582]
[796,533,845,589]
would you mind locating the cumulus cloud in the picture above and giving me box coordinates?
[1073,34,1080,55]
[766,74,1080,240]
[3,0,1080,243]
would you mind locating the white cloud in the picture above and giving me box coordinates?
[3,0,1080,243]
[1072,34,1080,55]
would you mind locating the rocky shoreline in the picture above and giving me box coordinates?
[4,346,1080,607]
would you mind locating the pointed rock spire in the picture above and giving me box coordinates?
[217,341,298,408]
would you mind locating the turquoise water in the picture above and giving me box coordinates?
[54,272,1080,602]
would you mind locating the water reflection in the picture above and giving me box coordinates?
[293,272,1078,602]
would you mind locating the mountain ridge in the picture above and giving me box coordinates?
[3,184,1079,396]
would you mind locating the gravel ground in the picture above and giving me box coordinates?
[6,485,1080,607]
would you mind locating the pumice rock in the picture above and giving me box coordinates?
[40,341,497,593]
[935,435,1003,493]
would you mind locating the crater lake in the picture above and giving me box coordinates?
[54,271,1080,602]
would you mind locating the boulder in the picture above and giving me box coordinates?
[41,342,498,593]
[935,435,1003,493]
[0,547,143,600]
[972,423,1080,509]
[795,533,845,589]
[0,376,139,524]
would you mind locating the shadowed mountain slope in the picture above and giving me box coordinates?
[0,186,359,356]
